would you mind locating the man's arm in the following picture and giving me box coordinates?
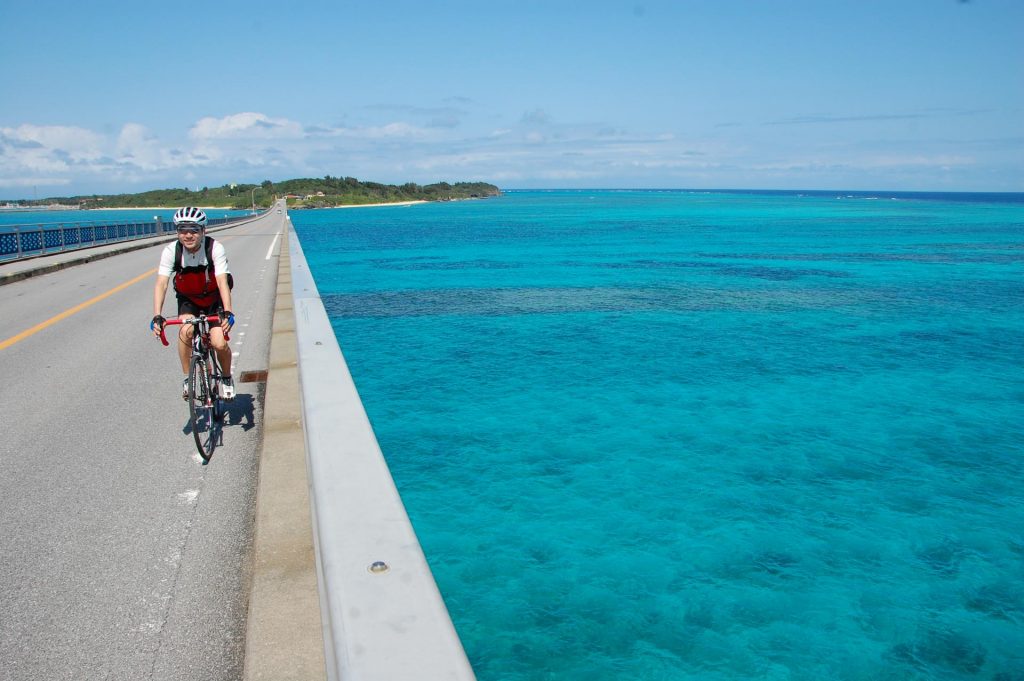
[209,240,233,330]
[152,274,170,337]
[216,273,234,331]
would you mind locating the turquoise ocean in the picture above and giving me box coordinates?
[300,189,1022,680]
[13,193,1018,676]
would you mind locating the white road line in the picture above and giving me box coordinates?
[265,231,281,260]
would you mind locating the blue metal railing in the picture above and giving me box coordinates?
[0,216,241,262]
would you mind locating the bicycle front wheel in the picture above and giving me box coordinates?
[188,354,216,462]
[209,353,225,424]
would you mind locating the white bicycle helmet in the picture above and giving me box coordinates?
[173,206,208,227]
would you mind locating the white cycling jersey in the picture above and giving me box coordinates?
[157,237,230,278]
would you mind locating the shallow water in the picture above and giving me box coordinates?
[293,190,1023,680]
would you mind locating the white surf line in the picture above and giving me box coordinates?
[265,231,281,260]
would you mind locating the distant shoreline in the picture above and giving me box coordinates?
[87,206,237,211]
[85,200,432,211]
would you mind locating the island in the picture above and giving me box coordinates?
[4,176,501,210]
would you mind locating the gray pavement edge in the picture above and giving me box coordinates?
[243,225,327,680]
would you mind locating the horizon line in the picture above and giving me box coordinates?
[500,187,1024,196]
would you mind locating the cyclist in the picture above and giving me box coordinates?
[150,206,236,400]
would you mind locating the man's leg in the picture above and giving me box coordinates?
[209,327,232,377]
[176,313,196,401]
[209,326,235,399]
[177,314,196,373]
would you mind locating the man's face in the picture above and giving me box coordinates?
[176,225,204,252]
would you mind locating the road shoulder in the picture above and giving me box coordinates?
[243,226,326,680]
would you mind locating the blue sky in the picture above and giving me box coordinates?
[1,0,1021,197]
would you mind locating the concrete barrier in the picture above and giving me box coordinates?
[289,229,476,681]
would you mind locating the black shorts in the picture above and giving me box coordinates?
[176,295,223,317]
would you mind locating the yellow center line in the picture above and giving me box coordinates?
[0,268,157,351]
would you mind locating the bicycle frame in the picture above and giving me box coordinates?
[159,315,231,461]
[159,314,229,355]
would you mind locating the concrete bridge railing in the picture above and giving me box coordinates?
[288,228,476,680]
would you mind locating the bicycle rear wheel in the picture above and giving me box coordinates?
[188,354,216,462]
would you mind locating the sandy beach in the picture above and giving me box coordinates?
[331,200,428,209]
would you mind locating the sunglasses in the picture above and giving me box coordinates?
[176,226,203,235]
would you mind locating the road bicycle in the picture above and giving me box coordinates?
[159,315,229,462]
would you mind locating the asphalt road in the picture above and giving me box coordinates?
[0,207,288,681]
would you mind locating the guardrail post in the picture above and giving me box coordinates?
[38,225,46,255]
[60,224,66,252]
[16,227,22,258]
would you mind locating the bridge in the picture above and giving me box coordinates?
[0,201,475,680]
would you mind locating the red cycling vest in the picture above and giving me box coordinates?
[172,237,226,308]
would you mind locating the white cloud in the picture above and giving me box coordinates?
[189,112,304,140]
[357,122,429,139]
[0,124,107,189]
[1,107,1016,196]
[309,122,434,141]
[0,120,202,192]
[116,123,155,152]
[116,123,188,171]
[4,124,105,158]
[0,175,71,188]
